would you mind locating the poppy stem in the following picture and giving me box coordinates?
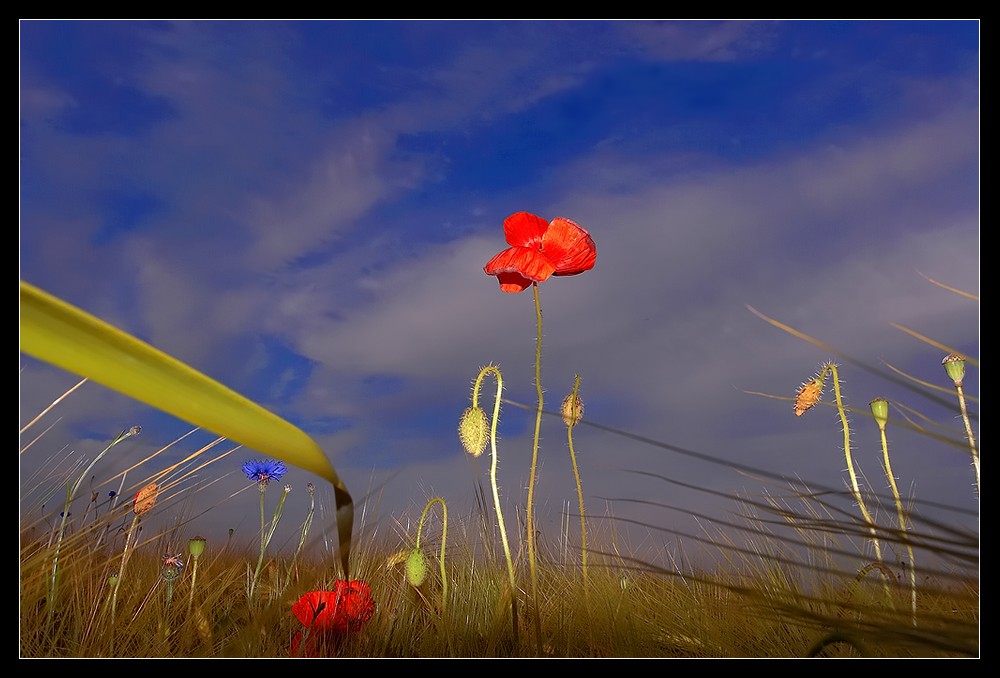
[482,367,519,648]
[414,497,449,617]
[820,363,893,600]
[564,375,589,592]
[870,398,916,625]
[526,282,543,653]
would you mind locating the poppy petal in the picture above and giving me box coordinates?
[502,211,549,248]
[485,247,557,282]
[292,590,335,627]
[493,271,535,293]
[338,581,376,626]
[540,217,597,276]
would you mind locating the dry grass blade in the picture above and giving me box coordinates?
[889,323,979,368]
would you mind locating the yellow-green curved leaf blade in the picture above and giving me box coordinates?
[19,280,353,576]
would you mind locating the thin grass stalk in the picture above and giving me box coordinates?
[283,483,316,594]
[48,426,139,626]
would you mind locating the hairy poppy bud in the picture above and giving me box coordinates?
[794,376,825,417]
[405,548,428,587]
[458,406,489,457]
[561,393,584,427]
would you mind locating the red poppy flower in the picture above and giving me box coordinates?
[484,211,597,293]
[290,581,376,657]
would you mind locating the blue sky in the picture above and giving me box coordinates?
[19,20,979,569]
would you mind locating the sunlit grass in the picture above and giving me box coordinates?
[19,384,978,657]
[18,503,978,657]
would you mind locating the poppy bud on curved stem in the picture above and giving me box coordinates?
[458,406,489,457]
[405,548,428,588]
[794,376,825,417]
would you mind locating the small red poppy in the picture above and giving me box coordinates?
[290,581,376,657]
[484,211,597,293]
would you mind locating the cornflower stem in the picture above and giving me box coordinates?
[526,282,544,653]
[875,412,916,625]
[250,484,290,601]
[823,364,890,594]
[249,486,266,600]
[472,366,519,647]
[566,375,588,592]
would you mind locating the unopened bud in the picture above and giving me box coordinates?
[405,548,428,587]
[561,393,584,427]
[794,377,825,417]
[458,406,489,457]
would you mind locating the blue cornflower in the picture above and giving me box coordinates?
[242,458,287,489]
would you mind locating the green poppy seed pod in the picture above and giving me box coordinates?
[942,354,966,386]
[869,398,889,429]
[188,536,206,560]
[458,406,489,457]
[561,393,584,427]
[405,548,428,587]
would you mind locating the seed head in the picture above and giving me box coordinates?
[942,353,966,387]
[188,536,207,560]
[869,398,889,430]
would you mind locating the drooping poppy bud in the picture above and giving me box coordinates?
[405,548,428,587]
[794,376,825,417]
[458,406,489,457]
